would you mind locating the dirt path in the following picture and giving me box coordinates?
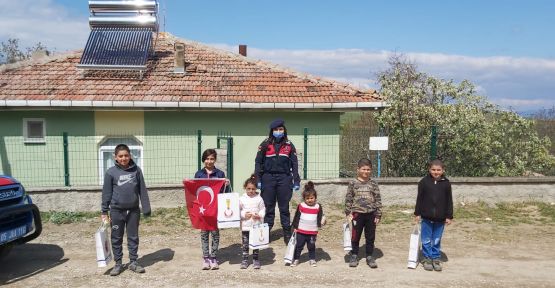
[1,213,555,287]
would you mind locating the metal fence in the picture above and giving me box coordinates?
[0,130,200,188]
[1,124,553,188]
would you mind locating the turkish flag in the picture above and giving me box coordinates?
[183,178,226,230]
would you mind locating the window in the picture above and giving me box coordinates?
[23,118,46,143]
[98,137,143,184]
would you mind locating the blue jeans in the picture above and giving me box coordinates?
[420,218,445,260]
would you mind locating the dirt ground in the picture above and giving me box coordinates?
[1,207,555,288]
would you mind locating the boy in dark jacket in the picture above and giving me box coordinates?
[414,159,453,272]
[101,144,151,276]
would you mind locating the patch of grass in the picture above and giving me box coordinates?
[380,205,414,225]
[143,207,190,228]
[537,202,555,222]
[41,211,98,224]
[455,201,555,226]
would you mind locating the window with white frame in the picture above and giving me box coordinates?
[23,118,46,143]
[98,137,143,184]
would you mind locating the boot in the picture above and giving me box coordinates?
[110,262,123,276]
[283,226,292,245]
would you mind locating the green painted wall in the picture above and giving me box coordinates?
[0,110,340,189]
[144,111,340,191]
[0,111,95,187]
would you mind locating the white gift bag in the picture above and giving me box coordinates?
[343,222,352,251]
[95,222,112,267]
[249,223,269,250]
[407,224,421,269]
[217,192,241,229]
[284,231,297,264]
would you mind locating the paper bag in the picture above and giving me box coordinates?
[249,223,269,250]
[284,231,297,264]
[95,222,112,267]
[407,224,420,269]
[343,222,352,251]
[217,192,241,229]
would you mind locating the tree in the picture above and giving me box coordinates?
[0,38,50,65]
[374,55,555,177]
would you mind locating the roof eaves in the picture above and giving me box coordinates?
[0,100,388,110]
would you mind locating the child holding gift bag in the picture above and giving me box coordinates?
[344,158,382,268]
[101,144,151,276]
[414,159,453,272]
[290,181,326,267]
[239,174,266,269]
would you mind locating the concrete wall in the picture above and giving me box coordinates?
[29,177,555,212]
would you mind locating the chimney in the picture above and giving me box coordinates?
[174,42,185,74]
[239,44,247,57]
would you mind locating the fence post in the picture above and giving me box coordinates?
[197,130,202,171]
[377,126,383,178]
[228,137,233,189]
[63,132,70,187]
[303,127,308,180]
[430,125,437,160]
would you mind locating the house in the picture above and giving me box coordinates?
[0,31,385,189]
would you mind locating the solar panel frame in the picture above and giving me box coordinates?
[78,27,153,71]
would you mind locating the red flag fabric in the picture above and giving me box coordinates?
[183,178,226,230]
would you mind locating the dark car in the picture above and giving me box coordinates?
[0,175,42,257]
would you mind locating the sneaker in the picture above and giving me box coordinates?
[432,259,442,271]
[240,259,249,269]
[128,261,145,273]
[366,256,378,268]
[309,259,317,267]
[253,259,261,269]
[348,254,358,267]
[110,263,123,276]
[209,257,219,270]
[422,258,434,271]
[290,259,299,267]
[202,257,211,270]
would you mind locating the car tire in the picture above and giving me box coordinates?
[0,244,13,258]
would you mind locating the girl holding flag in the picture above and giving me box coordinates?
[192,149,229,270]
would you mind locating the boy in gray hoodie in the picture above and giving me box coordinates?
[101,144,151,276]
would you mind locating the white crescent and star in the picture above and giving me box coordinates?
[196,185,215,214]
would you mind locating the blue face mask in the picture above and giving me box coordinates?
[273,131,284,139]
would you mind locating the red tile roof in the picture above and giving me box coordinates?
[0,33,384,109]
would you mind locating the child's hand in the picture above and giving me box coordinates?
[252,213,260,220]
[245,212,253,219]
[321,217,327,226]
[445,218,452,225]
[347,214,353,222]
[414,215,421,224]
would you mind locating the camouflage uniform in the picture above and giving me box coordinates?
[344,179,382,259]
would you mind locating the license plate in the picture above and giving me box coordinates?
[0,225,27,245]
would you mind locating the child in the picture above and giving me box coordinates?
[414,159,453,272]
[239,174,266,269]
[101,144,151,276]
[290,181,326,267]
[194,149,229,270]
[344,158,382,268]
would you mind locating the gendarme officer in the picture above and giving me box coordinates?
[255,118,300,244]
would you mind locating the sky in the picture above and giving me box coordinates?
[1,0,554,112]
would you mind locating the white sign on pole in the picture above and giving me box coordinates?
[369,137,389,151]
